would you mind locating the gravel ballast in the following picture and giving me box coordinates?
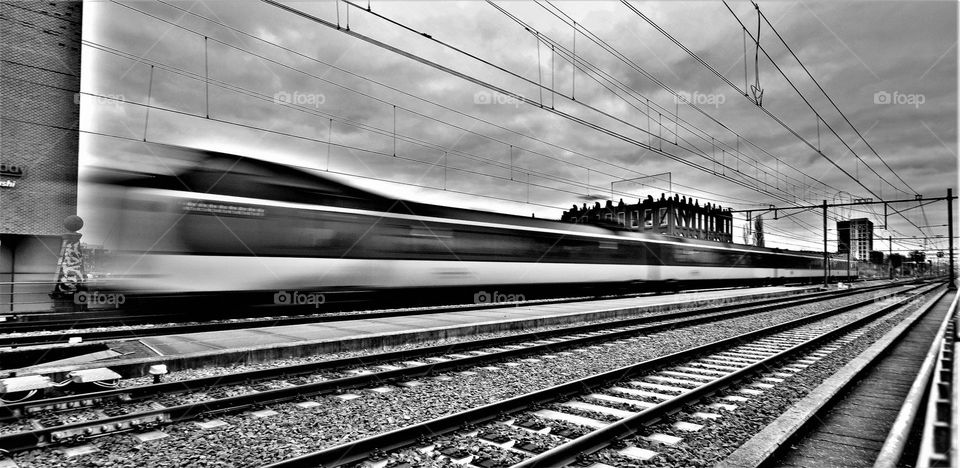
[5,285,926,467]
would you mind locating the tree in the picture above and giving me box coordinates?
[910,251,927,273]
[869,251,884,265]
[889,253,904,269]
[910,250,926,263]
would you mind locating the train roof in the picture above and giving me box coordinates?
[117,144,827,259]
[112,143,387,206]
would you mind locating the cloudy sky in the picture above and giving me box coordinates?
[79,1,958,255]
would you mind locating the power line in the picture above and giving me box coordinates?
[122,0,761,207]
[619,0,931,240]
[536,0,836,202]
[718,1,911,200]
[260,0,807,207]
[755,6,920,196]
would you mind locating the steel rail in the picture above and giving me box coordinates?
[0,284,930,453]
[513,286,943,467]
[0,283,915,423]
[0,282,903,349]
[262,284,942,467]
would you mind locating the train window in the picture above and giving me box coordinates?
[643,210,653,228]
[658,208,668,227]
[599,241,618,249]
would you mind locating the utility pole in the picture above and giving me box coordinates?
[823,200,828,288]
[889,236,893,279]
[949,188,955,289]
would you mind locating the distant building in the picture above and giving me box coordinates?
[837,218,874,261]
[560,194,733,242]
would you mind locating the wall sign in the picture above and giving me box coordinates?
[0,163,25,178]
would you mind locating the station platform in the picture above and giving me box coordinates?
[19,285,817,379]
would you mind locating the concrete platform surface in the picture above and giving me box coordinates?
[22,286,814,378]
[138,286,806,356]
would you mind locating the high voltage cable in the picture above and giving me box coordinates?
[490,1,820,202]
[755,6,920,196]
[717,1,911,199]
[258,0,804,207]
[619,0,929,240]
[535,0,834,201]
[251,0,939,245]
[621,0,911,203]
[114,0,773,208]
[144,0,846,212]
[122,0,755,206]
[75,43,653,206]
[97,1,942,251]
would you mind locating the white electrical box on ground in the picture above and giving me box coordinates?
[68,368,121,383]
[0,375,53,393]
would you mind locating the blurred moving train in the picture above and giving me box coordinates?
[95,144,854,306]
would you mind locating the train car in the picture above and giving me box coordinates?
[95,144,853,306]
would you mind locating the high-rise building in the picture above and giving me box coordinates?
[837,218,874,261]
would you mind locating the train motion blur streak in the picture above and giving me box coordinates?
[93,144,853,305]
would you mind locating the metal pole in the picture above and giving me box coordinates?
[823,200,828,288]
[847,247,850,281]
[888,236,892,279]
[949,188,955,289]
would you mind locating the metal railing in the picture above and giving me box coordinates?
[0,281,63,313]
[875,291,958,468]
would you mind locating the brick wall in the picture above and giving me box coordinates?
[0,1,82,236]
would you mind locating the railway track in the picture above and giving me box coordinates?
[717,288,957,468]
[0,282,905,350]
[263,283,944,467]
[0,282,934,460]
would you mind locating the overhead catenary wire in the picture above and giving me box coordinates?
[335,0,813,204]
[260,0,807,208]
[620,0,931,241]
[755,6,920,196]
[98,1,944,252]
[131,0,748,206]
[719,1,913,200]
[537,0,836,202]
[83,19,755,212]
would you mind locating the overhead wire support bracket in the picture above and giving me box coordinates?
[749,1,764,106]
[572,20,577,100]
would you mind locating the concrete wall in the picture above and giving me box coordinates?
[0,234,63,312]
